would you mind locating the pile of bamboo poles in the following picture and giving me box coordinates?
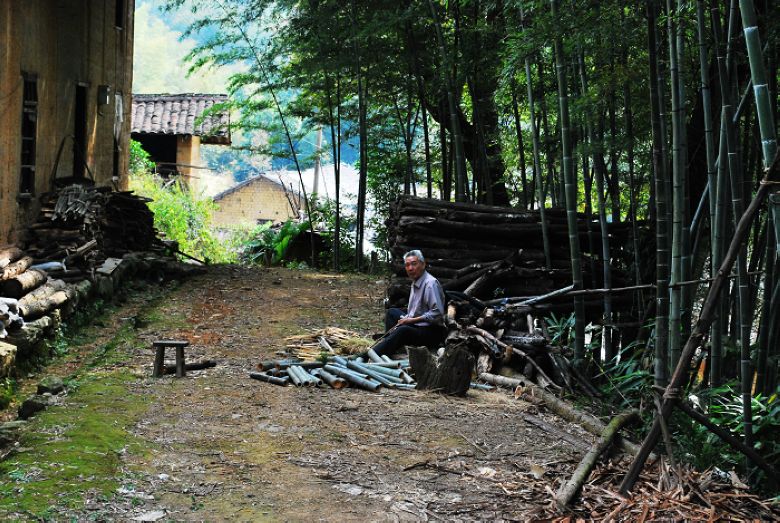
[251,350,415,392]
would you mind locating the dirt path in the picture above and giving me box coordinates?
[1,266,597,521]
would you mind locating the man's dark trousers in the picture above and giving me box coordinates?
[373,308,445,357]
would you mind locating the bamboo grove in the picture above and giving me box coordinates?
[165,0,779,487]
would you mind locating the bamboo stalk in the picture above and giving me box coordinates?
[550,0,586,365]
[620,157,777,494]
[555,411,640,510]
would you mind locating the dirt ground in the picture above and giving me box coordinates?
[1,266,604,521]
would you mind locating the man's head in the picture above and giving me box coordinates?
[404,250,426,280]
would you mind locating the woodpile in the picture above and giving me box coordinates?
[384,197,645,396]
[26,185,158,274]
[1,185,202,367]
[386,196,637,308]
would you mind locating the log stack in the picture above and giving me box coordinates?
[26,185,158,268]
[386,196,636,307]
[385,196,642,395]
[0,185,199,365]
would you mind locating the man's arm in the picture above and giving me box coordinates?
[397,279,444,326]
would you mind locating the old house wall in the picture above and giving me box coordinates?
[212,178,299,229]
[176,135,203,194]
[0,1,134,244]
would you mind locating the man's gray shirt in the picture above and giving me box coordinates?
[405,270,446,327]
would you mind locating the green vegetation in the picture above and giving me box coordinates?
[128,139,235,264]
[0,373,149,519]
[239,198,359,269]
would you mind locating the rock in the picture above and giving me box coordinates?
[18,394,50,420]
[0,341,16,378]
[0,420,27,448]
[37,376,65,395]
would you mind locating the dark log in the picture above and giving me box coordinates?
[554,410,640,510]
[395,195,569,216]
[64,240,98,263]
[248,371,289,386]
[500,333,547,349]
[392,244,515,262]
[0,270,47,299]
[162,359,216,375]
[1,257,33,281]
[443,265,494,291]
[0,247,23,269]
[409,343,473,396]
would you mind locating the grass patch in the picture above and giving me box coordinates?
[0,372,150,519]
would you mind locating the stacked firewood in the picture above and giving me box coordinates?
[0,185,188,353]
[385,196,642,395]
[26,185,158,271]
[386,196,636,304]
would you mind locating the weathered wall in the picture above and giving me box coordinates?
[0,1,134,244]
[177,135,201,193]
[212,177,299,229]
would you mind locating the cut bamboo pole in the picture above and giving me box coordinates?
[555,410,639,510]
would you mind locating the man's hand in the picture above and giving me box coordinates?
[396,316,419,326]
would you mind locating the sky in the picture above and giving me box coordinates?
[131,1,364,216]
[133,0,241,94]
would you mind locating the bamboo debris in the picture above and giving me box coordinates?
[284,327,373,358]
[554,410,640,510]
[537,460,780,521]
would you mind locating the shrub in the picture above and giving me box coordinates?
[128,140,233,263]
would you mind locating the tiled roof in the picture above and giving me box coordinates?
[131,93,231,144]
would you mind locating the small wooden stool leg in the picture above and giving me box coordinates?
[153,346,165,377]
[175,346,186,377]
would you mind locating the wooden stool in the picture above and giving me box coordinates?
[152,340,189,377]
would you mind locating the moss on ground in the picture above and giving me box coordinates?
[0,372,150,519]
[0,282,172,519]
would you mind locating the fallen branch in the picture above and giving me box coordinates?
[162,359,216,375]
[555,410,639,510]
[478,372,645,457]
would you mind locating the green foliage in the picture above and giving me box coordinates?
[236,196,360,269]
[309,197,359,268]
[0,378,15,410]
[129,170,234,264]
[675,384,780,489]
[239,220,309,266]
[545,313,576,346]
[595,340,654,410]
[129,139,156,175]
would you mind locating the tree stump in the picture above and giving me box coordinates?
[409,343,474,396]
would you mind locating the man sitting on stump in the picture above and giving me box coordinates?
[374,250,447,357]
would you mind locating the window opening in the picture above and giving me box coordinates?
[115,0,125,29]
[73,84,88,179]
[20,74,38,194]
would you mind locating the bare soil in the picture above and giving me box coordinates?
[5,266,601,521]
